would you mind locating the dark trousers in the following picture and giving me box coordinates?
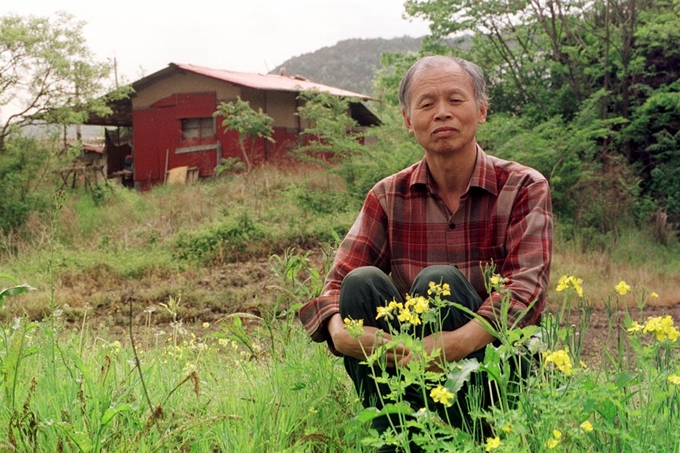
[339,265,488,435]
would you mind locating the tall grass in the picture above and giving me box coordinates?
[0,249,678,452]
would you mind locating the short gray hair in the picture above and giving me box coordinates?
[398,56,488,115]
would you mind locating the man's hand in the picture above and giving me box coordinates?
[327,313,410,367]
[397,319,496,371]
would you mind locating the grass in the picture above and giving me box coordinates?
[1,164,679,451]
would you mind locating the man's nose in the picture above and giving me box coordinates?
[434,101,452,120]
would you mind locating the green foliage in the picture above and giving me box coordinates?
[343,110,423,198]
[214,97,275,172]
[399,0,680,234]
[296,90,364,160]
[0,135,52,233]
[172,211,266,264]
[213,156,245,179]
[0,11,130,152]
[0,274,34,309]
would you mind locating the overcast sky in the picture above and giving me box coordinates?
[2,0,431,83]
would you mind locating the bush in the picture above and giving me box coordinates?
[172,211,267,264]
[0,136,52,233]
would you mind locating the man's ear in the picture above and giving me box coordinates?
[402,108,413,133]
[478,101,488,124]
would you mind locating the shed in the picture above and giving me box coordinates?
[89,63,380,190]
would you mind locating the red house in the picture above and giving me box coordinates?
[90,63,380,190]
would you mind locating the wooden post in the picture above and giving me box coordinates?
[164,149,169,184]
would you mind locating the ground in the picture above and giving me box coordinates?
[3,257,679,358]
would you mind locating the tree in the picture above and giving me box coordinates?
[0,11,127,153]
[214,97,275,173]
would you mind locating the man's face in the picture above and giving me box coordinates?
[402,62,487,157]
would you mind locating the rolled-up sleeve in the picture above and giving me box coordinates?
[475,178,553,327]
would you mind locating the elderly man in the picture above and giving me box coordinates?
[300,55,552,450]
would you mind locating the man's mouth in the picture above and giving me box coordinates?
[432,126,457,135]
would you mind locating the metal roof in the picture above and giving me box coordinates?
[167,63,374,100]
[86,63,379,127]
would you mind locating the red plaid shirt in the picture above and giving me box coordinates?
[300,146,553,343]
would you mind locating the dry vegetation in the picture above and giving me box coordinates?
[1,164,679,349]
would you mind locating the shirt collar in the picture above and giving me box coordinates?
[410,146,499,196]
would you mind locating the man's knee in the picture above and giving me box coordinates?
[339,266,395,319]
[413,265,467,291]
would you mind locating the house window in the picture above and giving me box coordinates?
[181,117,214,139]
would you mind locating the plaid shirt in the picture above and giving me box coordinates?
[300,146,553,343]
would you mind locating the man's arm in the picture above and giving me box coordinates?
[327,313,410,367]
[476,177,553,328]
[299,190,390,345]
[398,319,496,371]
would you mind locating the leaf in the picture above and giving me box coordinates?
[0,283,35,307]
[101,403,137,427]
[444,358,480,395]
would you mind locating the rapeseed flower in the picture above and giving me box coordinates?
[668,375,680,386]
[556,275,584,298]
[546,430,562,449]
[376,300,404,321]
[544,349,573,375]
[580,420,594,432]
[615,280,631,295]
[489,274,508,288]
[343,317,364,337]
[405,294,430,314]
[651,292,659,298]
[484,436,501,451]
[427,281,451,297]
[430,385,454,407]
[397,306,421,325]
[642,315,678,342]
[627,321,643,333]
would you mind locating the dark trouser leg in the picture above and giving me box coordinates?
[339,267,403,417]
[339,266,485,437]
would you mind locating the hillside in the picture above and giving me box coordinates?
[271,36,424,96]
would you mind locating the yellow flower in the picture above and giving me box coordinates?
[668,375,680,385]
[489,274,507,287]
[555,275,583,297]
[651,292,659,298]
[397,300,423,325]
[545,429,562,448]
[627,321,643,333]
[501,423,512,433]
[427,282,451,297]
[343,317,364,337]
[546,438,560,449]
[441,283,451,296]
[484,436,501,451]
[405,294,430,314]
[615,280,631,295]
[642,315,679,342]
[376,306,393,320]
[202,322,210,328]
[580,420,594,432]
[544,349,573,375]
[430,385,455,407]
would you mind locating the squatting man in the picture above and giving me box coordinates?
[299,55,553,450]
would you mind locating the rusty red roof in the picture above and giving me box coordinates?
[170,63,373,100]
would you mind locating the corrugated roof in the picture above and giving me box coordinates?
[170,63,373,100]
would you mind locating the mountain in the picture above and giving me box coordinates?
[270,36,424,97]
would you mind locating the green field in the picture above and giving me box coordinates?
[1,166,679,452]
